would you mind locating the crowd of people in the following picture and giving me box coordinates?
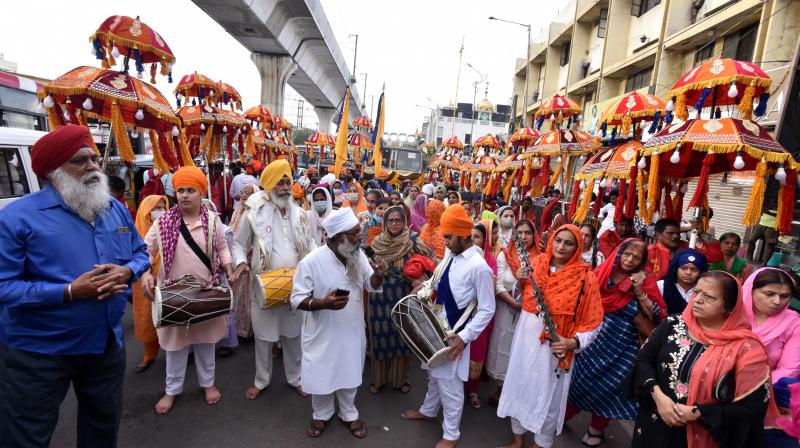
[1,124,800,448]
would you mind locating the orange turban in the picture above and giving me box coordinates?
[172,166,208,196]
[260,159,292,191]
[440,204,473,237]
[291,182,304,200]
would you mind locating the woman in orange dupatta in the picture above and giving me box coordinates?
[419,199,446,261]
[132,195,168,372]
[342,181,368,221]
[627,270,780,448]
[496,224,604,448]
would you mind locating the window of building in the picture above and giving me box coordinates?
[722,24,757,62]
[464,134,472,144]
[625,67,653,92]
[631,0,660,17]
[583,91,595,105]
[695,43,714,65]
[597,9,608,38]
[560,43,571,67]
[0,147,31,198]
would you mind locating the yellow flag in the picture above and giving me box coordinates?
[333,88,350,177]
[372,93,385,176]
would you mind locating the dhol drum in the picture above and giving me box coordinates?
[390,294,451,368]
[257,268,295,309]
[153,275,233,327]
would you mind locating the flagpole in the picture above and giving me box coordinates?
[451,36,465,136]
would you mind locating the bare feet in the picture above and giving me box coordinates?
[244,384,263,400]
[204,386,222,405]
[400,409,436,421]
[294,385,309,398]
[155,394,176,414]
[435,438,459,448]
[496,434,524,448]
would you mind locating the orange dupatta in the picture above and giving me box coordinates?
[521,224,604,370]
[341,181,368,214]
[419,199,446,259]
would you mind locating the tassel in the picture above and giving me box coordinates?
[675,93,688,121]
[111,102,135,162]
[609,127,617,145]
[662,182,673,219]
[742,159,768,226]
[548,158,563,187]
[133,48,144,77]
[637,165,647,221]
[150,64,157,84]
[664,110,674,125]
[573,179,594,224]
[245,129,255,156]
[199,122,215,154]
[673,184,685,222]
[226,131,234,161]
[149,131,171,174]
[600,120,608,137]
[754,92,769,117]
[237,133,245,159]
[625,165,638,218]
[648,111,662,134]
[567,179,581,220]
[169,133,183,166]
[157,130,179,168]
[694,87,711,112]
[178,129,195,167]
[714,106,721,119]
[75,110,101,155]
[615,178,627,222]
[168,71,173,83]
[776,168,796,234]
[47,102,66,129]
[65,102,80,125]
[521,158,532,186]
[503,171,516,202]
[739,82,755,120]
[646,153,660,223]
[535,115,545,130]
[621,114,632,136]
[208,133,222,162]
[92,38,104,61]
[688,153,715,208]
[592,184,604,217]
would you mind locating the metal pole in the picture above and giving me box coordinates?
[522,25,531,128]
[361,73,368,111]
[471,81,478,150]
[451,36,465,136]
[349,34,359,80]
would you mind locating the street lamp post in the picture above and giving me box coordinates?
[348,34,359,83]
[360,72,368,112]
[489,16,531,128]
[466,62,487,152]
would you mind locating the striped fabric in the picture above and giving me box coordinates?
[569,299,656,420]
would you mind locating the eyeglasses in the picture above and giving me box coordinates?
[386,218,404,224]
[67,155,100,167]
[621,252,643,262]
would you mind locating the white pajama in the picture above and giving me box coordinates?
[419,375,464,441]
[311,387,359,421]
[165,343,215,395]
[254,336,302,389]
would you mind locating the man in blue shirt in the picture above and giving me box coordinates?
[0,124,150,448]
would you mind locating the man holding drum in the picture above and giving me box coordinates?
[141,166,235,414]
[0,125,150,447]
[401,204,495,448]
[291,207,388,439]
[230,159,316,400]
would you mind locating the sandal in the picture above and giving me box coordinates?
[340,418,367,439]
[581,430,605,447]
[468,392,482,409]
[306,419,328,438]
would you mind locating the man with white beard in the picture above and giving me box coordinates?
[0,124,150,447]
[291,207,388,440]
[230,159,316,400]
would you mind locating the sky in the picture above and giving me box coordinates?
[1,0,567,133]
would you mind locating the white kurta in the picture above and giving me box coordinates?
[427,246,495,382]
[497,310,601,436]
[232,194,316,342]
[487,251,519,380]
[290,245,380,395]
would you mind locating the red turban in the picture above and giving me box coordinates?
[172,166,209,196]
[440,204,473,237]
[31,124,95,178]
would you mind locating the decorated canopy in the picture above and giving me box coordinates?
[305,131,336,147]
[575,141,641,181]
[441,135,464,150]
[243,105,272,130]
[174,72,216,106]
[214,81,242,110]
[473,133,502,150]
[352,115,372,130]
[90,15,174,82]
[599,90,666,132]
[508,127,540,147]
[523,129,599,157]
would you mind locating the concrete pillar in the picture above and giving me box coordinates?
[314,107,337,133]
[251,53,297,116]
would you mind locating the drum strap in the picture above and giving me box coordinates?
[180,220,212,273]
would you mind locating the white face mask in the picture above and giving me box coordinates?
[333,188,343,195]
[347,193,358,202]
[501,217,514,228]
[313,201,328,213]
[151,210,166,220]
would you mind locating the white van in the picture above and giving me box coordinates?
[0,127,45,209]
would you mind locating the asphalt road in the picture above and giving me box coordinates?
[51,307,633,448]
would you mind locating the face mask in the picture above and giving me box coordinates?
[151,210,165,220]
[313,201,328,213]
[333,188,343,195]
[348,193,359,202]
[501,217,514,228]
[373,214,383,224]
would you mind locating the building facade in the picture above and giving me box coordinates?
[421,99,511,153]
[510,0,800,133]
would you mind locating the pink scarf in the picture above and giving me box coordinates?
[157,205,220,284]
[742,267,800,347]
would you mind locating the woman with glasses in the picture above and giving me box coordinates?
[566,238,666,446]
[367,206,432,394]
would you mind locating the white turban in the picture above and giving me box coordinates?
[322,208,360,238]
[319,173,336,186]
[422,183,435,196]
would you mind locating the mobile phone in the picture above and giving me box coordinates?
[334,289,349,297]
